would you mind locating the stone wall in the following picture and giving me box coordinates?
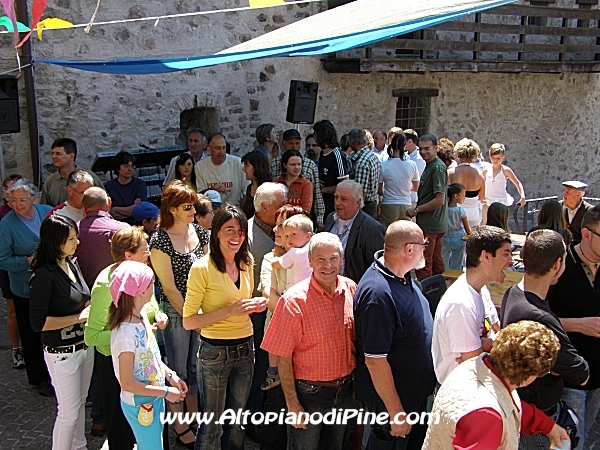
[1,0,599,201]
[315,69,600,199]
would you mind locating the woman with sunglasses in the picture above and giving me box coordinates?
[149,180,209,447]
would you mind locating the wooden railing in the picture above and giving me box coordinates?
[324,4,600,74]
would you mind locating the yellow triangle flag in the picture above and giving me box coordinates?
[249,0,285,7]
[37,18,73,40]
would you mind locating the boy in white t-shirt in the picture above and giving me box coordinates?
[261,214,313,391]
[432,226,511,385]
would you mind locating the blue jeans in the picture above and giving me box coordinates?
[561,387,600,449]
[161,301,199,395]
[121,396,164,450]
[287,378,355,450]
[518,404,559,450]
[195,338,254,450]
[441,236,465,271]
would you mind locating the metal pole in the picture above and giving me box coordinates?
[0,136,5,181]
[16,0,40,187]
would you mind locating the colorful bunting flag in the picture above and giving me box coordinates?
[0,15,29,32]
[36,17,72,40]
[249,0,285,7]
[16,0,48,48]
[0,0,19,46]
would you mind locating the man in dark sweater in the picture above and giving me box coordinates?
[549,205,600,449]
[501,229,589,448]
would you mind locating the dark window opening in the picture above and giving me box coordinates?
[179,107,219,149]
[395,96,431,137]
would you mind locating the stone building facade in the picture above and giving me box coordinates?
[0,0,599,200]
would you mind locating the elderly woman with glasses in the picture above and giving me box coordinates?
[149,180,210,447]
[0,179,53,395]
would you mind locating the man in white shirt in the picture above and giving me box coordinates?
[195,133,248,206]
[404,129,426,210]
[46,170,94,222]
[163,129,209,186]
[432,226,512,385]
[371,129,389,162]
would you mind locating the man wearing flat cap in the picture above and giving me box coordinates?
[562,180,593,243]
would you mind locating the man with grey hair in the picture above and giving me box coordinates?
[354,220,435,448]
[246,182,288,422]
[74,187,128,288]
[163,129,208,186]
[46,169,94,222]
[371,129,389,162]
[262,232,357,450]
[561,180,592,243]
[348,128,381,219]
[324,179,385,282]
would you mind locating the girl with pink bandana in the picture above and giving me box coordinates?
[108,260,187,449]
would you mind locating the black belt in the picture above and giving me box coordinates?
[44,342,88,354]
[297,374,352,388]
[543,402,559,417]
[201,336,252,347]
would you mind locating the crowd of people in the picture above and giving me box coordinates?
[0,121,597,450]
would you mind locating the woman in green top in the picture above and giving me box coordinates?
[84,226,167,450]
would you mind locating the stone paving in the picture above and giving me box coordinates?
[0,302,599,449]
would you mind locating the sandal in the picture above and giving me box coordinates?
[174,426,196,449]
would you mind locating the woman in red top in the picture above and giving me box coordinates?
[275,150,313,214]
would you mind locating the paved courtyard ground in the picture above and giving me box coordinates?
[0,300,599,449]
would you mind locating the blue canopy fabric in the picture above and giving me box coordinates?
[38,0,517,75]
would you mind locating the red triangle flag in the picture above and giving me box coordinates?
[16,0,48,48]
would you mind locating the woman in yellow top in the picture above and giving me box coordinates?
[183,204,267,449]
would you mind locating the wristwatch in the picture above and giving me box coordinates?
[414,207,419,215]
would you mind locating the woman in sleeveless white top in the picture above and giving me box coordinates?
[485,167,514,206]
[448,139,486,229]
[483,145,526,224]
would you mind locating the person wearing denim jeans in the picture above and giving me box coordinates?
[261,233,357,450]
[183,205,268,450]
[150,181,210,446]
[548,206,600,449]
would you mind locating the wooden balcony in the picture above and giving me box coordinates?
[323,4,600,73]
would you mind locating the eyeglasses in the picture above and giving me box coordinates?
[121,164,136,169]
[407,237,429,248]
[10,197,32,205]
[179,204,195,211]
[586,228,600,239]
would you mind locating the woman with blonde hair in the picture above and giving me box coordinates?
[85,226,167,450]
[448,138,486,228]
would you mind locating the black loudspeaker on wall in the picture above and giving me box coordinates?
[286,80,318,124]
[0,76,20,134]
